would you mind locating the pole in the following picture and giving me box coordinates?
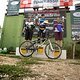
[73,41,76,59]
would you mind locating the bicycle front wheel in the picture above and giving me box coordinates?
[45,42,62,59]
[19,41,34,57]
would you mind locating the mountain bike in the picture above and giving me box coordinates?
[19,36,62,59]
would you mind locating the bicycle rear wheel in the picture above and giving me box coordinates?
[45,42,62,59]
[19,41,34,57]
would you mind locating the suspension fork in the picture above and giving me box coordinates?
[48,39,53,50]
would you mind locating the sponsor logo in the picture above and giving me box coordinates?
[73,12,80,17]
[11,1,19,5]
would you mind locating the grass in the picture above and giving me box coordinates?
[0,55,43,79]
[0,65,31,80]
[17,57,45,66]
[69,60,80,65]
[0,53,64,63]
[70,62,80,65]
[0,53,44,79]
[0,53,80,79]
[0,53,21,59]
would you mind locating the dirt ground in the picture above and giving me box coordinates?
[0,55,80,80]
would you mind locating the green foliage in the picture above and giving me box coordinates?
[63,43,80,59]
[0,57,42,80]
[7,47,14,53]
[69,60,80,65]
[0,65,31,79]
[0,50,7,54]
[63,45,73,59]
[75,44,80,59]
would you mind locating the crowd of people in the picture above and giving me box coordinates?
[23,14,64,47]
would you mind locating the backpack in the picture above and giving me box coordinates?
[57,23,62,32]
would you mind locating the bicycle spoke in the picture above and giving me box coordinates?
[19,41,34,57]
[45,42,62,59]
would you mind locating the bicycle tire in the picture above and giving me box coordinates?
[45,42,62,59]
[19,41,34,57]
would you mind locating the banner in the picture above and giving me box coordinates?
[71,10,80,40]
[23,10,66,37]
[7,0,20,16]
[20,0,32,8]
[43,0,60,9]
[73,0,80,5]
[60,0,73,6]
[20,0,73,8]
[20,0,60,8]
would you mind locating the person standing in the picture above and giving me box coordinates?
[53,17,64,47]
[23,17,35,40]
[38,14,49,39]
